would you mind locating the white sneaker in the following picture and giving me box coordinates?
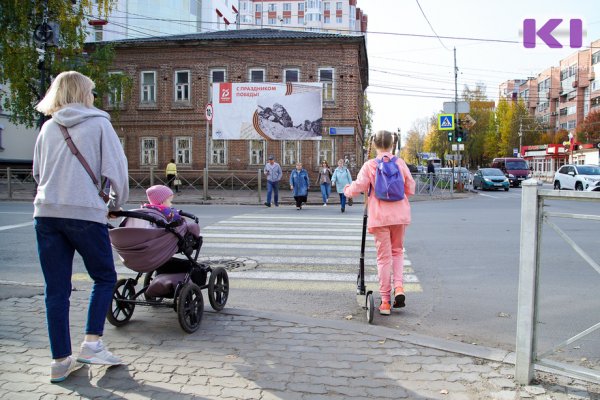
[77,340,123,365]
[323,203,327,207]
[50,356,83,383]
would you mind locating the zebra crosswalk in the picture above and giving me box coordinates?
[111,210,423,293]
[199,212,422,293]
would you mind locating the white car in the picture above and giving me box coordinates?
[553,164,600,191]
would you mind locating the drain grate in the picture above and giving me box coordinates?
[198,257,257,272]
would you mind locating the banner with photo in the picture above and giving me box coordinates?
[212,82,323,140]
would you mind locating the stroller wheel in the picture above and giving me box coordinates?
[208,267,229,311]
[106,278,136,327]
[177,283,204,333]
[143,271,164,304]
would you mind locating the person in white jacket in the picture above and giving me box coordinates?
[33,71,129,383]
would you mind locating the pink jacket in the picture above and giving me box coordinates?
[344,152,416,232]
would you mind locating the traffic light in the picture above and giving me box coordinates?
[447,130,453,142]
[456,127,464,143]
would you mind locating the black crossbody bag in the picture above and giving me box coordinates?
[58,124,110,203]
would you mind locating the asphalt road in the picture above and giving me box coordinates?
[0,188,598,369]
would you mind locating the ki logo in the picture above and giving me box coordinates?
[522,19,583,49]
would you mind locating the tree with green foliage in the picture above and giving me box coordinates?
[460,83,495,168]
[0,0,130,128]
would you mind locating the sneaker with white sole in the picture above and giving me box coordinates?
[77,340,123,365]
[50,356,83,383]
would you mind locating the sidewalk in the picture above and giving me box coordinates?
[0,290,597,399]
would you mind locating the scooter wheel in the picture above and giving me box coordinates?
[366,291,375,324]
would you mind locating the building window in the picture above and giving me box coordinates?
[249,68,265,82]
[324,2,330,10]
[284,68,300,82]
[93,25,103,41]
[175,137,192,165]
[283,17,291,24]
[141,137,157,166]
[592,51,600,65]
[336,1,342,10]
[324,16,330,24]
[140,71,156,104]
[255,3,262,12]
[268,3,276,11]
[249,140,266,165]
[318,67,334,102]
[282,140,300,165]
[317,139,334,165]
[336,16,342,23]
[268,17,277,24]
[298,16,304,24]
[211,139,227,165]
[174,70,190,102]
[107,71,124,107]
[298,3,305,11]
[209,68,226,101]
[283,3,292,11]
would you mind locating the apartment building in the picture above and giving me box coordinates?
[533,67,560,130]
[518,77,538,115]
[499,79,526,102]
[86,0,366,42]
[589,39,600,114]
[100,28,369,173]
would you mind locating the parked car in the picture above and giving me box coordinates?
[472,168,509,191]
[491,157,531,187]
[406,163,419,174]
[587,181,600,192]
[553,164,600,191]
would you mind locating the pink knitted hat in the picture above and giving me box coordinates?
[146,185,174,205]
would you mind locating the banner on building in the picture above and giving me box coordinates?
[212,82,323,140]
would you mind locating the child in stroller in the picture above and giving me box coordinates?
[107,185,229,333]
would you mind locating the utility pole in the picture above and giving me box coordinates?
[454,47,461,188]
[519,119,523,157]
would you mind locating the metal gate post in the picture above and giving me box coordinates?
[258,169,262,203]
[7,168,12,199]
[515,179,543,384]
[149,167,155,186]
[203,168,208,200]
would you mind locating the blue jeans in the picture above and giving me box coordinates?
[266,180,279,205]
[35,217,117,359]
[338,193,347,209]
[320,183,331,203]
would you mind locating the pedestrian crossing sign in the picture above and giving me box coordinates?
[438,114,454,130]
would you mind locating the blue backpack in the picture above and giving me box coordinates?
[371,156,405,201]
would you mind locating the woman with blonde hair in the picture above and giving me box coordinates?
[34,71,129,382]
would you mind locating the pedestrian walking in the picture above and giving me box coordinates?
[33,71,129,383]
[165,159,178,193]
[344,130,415,315]
[427,159,436,191]
[264,155,282,207]
[316,160,332,206]
[331,159,353,213]
[290,162,310,210]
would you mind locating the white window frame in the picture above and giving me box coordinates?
[268,3,277,11]
[318,67,335,102]
[336,16,342,23]
[249,68,266,82]
[283,3,292,11]
[210,139,227,165]
[324,16,331,24]
[324,2,330,11]
[175,136,192,165]
[268,17,277,24]
[317,139,335,165]
[298,16,304,24]
[93,25,103,41]
[283,16,291,24]
[140,137,158,166]
[249,140,267,165]
[255,3,262,12]
[174,70,190,102]
[140,71,156,104]
[284,68,300,82]
[108,71,124,108]
[282,140,300,166]
[298,3,305,11]
[209,68,227,101]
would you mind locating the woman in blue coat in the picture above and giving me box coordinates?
[289,162,310,210]
[331,159,353,212]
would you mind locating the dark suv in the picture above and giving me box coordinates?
[491,157,531,187]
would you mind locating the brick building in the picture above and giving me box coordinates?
[100,28,368,176]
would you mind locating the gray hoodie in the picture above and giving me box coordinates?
[33,104,129,224]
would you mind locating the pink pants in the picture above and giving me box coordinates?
[371,224,406,302]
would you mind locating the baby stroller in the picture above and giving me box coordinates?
[107,208,229,333]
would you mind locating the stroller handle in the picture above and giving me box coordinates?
[178,210,199,224]
[109,210,173,228]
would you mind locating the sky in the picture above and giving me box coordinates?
[358,0,600,140]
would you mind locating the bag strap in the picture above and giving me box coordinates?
[58,124,110,202]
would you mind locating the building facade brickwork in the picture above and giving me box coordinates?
[101,29,369,176]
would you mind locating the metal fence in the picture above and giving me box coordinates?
[1,168,469,200]
[516,180,600,385]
